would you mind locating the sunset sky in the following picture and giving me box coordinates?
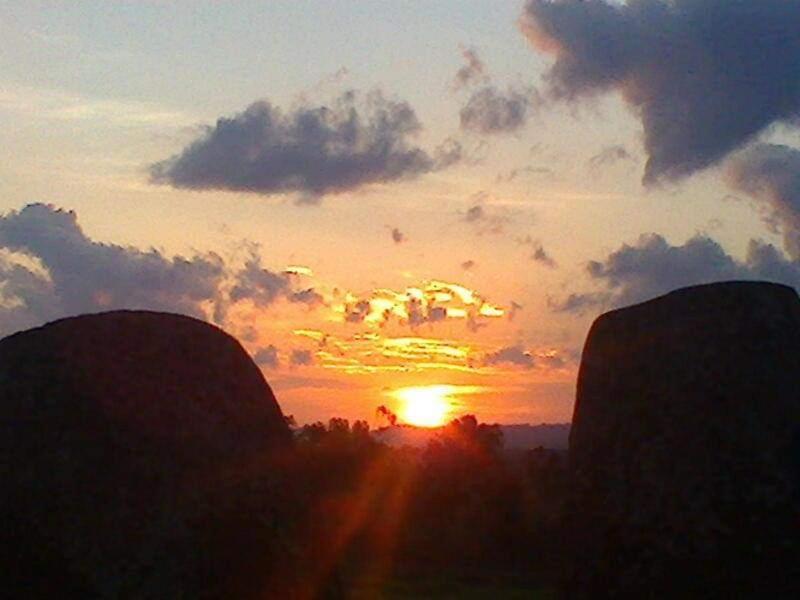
[2,1,799,426]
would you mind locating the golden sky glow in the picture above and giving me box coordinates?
[2,2,789,427]
[211,266,577,425]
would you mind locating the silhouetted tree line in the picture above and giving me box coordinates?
[275,415,569,596]
[2,410,569,598]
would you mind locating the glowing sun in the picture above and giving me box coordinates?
[393,385,455,428]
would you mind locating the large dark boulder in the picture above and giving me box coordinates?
[0,311,292,598]
[567,282,800,598]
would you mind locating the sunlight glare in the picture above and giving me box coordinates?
[393,385,456,427]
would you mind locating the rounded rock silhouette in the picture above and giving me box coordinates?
[0,311,292,598]
[567,281,800,598]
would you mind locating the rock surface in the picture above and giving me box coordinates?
[0,311,292,598]
[567,281,800,598]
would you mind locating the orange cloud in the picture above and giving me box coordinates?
[333,279,505,329]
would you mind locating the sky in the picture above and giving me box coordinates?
[2,0,800,426]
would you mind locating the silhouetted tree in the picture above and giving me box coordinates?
[280,413,565,595]
[375,405,397,426]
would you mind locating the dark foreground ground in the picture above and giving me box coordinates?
[348,573,555,599]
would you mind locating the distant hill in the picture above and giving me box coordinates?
[500,423,571,450]
[373,422,570,450]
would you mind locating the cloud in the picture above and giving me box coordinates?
[462,192,511,235]
[289,288,325,306]
[520,0,800,184]
[254,345,279,368]
[537,350,566,370]
[284,265,314,276]
[465,204,485,223]
[460,85,540,135]
[495,165,554,183]
[344,299,373,324]
[552,232,800,313]
[484,345,535,369]
[150,90,459,200]
[0,204,325,337]
[288,332,476,375]
[230,258,291,306]
[406,297,447,327]
[482,344,569,371]
[453,47,489,90]
[0,204,224,333]
[432,137,465,169]
[518,234,557,267]
[290,349,315,366]
[583,233,745,308]
[229,255,324,309]
[389,227,406,244]
[453,46,541,136]
[549,292,607,315]
[532,244,557,268]
[589,144,634,168]
[338,280,505,330]
[726,143,800,259]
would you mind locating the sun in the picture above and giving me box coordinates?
[393,385,454,428]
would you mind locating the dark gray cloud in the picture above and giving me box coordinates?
[289,288,325,306]
[453,47,488,90]
[553,232,800,313]
[549,292,607,315]
[726,144,800,259]
[589,144,634,168]
[508,300,523,321]
[406,297,447,327]
[484,345,535,369]
[254,345,279,368]
[585,234,743,306]
[465,204,485,222]
[0,203,225,334]
[289,349,315,366]
[462,192,511,235]
[150,90,459,200]
[390,227,406,244]
[454,45,540,135]
[0,204,323,337]
[230,258,290,307]
[0,255,59,336]
[519,234,557,267]
[532,244,557,268]
[431,137,465,169]
[460,86,540,135]
[520,0,800,184]
[229,255,324,309]
[344,299,372,323]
